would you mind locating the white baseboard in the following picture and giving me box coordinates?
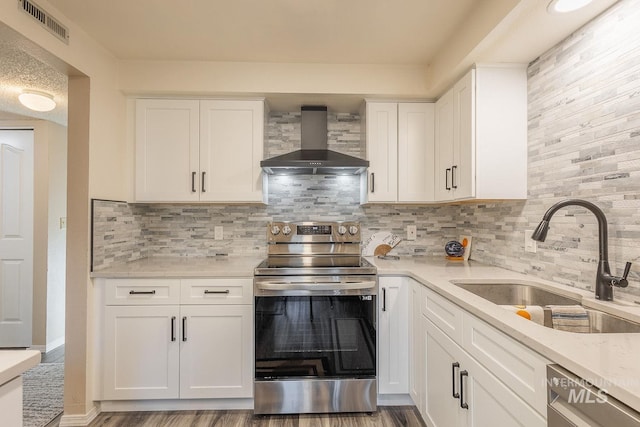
[377,394,414,406]
[100,398,254,412]
[29,338,65,354]
[59,406,99,427]
[46,336,65,353]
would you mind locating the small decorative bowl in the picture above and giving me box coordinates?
[445,240,465,257]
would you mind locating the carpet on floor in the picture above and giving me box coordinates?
[22,362,64,427]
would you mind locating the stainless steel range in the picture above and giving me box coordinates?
[253,221,377,415]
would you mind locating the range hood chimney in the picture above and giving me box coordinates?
[260,106,369,175]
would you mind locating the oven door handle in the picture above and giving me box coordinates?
[256,280,377,291]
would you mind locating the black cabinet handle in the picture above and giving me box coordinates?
[460,370,469,409]
[191,172,197,193]
[370,172,375,193]
[129,290,156,295]
[445,168,451,190]
[382,287,386,312]
[452,362,460,398]
[452,165,457,189]
[201,171,206,193]
[182,316,187,342]
[170,316,176,342]
[204,289,230,294]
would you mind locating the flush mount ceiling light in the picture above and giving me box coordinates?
[547,0,594,13]
[18,90,56,112]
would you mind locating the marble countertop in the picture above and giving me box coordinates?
[0,350,41,386]
[91,254,640,410]
[91,256,264,278]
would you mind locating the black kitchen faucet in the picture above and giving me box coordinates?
[531,199,632,301]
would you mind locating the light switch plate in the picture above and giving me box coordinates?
[406,225,417,241]
[214,226,223,240]
[525,230,536,253]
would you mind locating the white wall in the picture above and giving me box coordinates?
[119,60,430,98]
[46,121,67,351]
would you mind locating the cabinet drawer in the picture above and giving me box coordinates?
[463,313,550,415]
[421,287,463,345]
[181,278,252,304]
[105,279,180,305]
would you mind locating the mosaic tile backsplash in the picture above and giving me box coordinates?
[93,0,640,297]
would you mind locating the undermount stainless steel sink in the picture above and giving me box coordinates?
[451,281,640,333]
[452,282,581,306]
[586,309,640,333]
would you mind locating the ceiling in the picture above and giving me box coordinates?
[0,0,621,122]
[50,0,480,65]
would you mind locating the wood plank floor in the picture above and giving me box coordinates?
[88,407,425,427]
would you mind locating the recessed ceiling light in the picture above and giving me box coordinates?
[18,90,56,112]
[547,0,594,13]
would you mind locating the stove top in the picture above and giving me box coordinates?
[256,221,376,276]
[254,256,376,276]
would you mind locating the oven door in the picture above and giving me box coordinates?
[254,276,376,380]
[253,276,377,414]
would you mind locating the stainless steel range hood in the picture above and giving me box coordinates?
[260,106,369,175]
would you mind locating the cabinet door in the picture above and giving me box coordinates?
[135,99,200,202]
[398,103,435,202]
[461,356,546,427]
[423,317,464,427]
[103,305,180,399]
[365,102,398,202]
[179,305,253,398]
[409,279,424,414]
[378,277,409,394]
[434,89,454,201]
[199,100,264,202]
[452,69,475,200]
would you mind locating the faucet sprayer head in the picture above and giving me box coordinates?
[531,220,549,242]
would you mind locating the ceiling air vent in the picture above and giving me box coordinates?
[19,0,69,44]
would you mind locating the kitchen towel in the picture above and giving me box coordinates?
[547,305,590,333]
[500,305,545,325]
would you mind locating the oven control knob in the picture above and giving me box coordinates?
[270,225,281,235]
[349,225,359,235]
[282,225,292,235]
[337,225,347,235]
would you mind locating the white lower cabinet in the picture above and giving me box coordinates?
[101,278,253,401]
[103,305,180,400]
[419,284,548,427]
[409,279,424,414]
[378,277,409,395]
[423,317,545,427]
[179,305,253,399]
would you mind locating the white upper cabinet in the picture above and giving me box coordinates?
[362,101,435,204]
[435,89,454,201]
[362,102,398,203]
[398,103,435,202]
[135,99,200,202]
[135,98,264,203]
[434,65,527,202]
[199,100,264,202]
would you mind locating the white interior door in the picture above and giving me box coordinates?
[0,130,34,348]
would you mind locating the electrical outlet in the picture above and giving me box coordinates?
[59,217,67,229]
[214,226,223,240]
[525,230,536,253]
[406,225,417,241]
